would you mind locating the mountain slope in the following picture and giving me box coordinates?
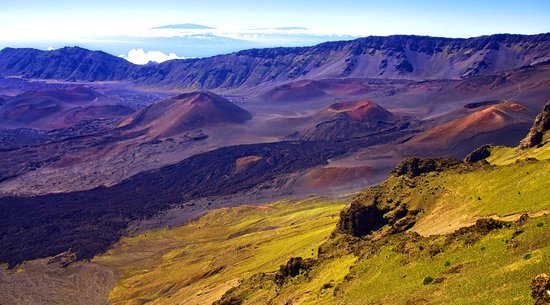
[135,33,550,89]
[118,91,252,138]
[212,101,550,304]
[46,101,548,305]
[1,106,548,305]
[0,131,412,267]
[0,34,548,89]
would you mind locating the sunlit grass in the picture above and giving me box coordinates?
[338,214,550,305]
[93,198,345,305]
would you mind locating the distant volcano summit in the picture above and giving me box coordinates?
[152,23,215,30]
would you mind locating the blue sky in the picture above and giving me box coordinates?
[2,0,549,38]
[1,0,548,62]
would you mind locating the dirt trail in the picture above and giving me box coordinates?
[412,205,550,237]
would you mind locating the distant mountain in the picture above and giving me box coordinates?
[0,34,548,89]
[250,27,309,31]
[118,91,251,138]
[145,34,549,88]
[0,46,134,81]
[152,23,215,30]
[274,27,308,31]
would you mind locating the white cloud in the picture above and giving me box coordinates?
[122,48,184,65]
[47,47,55,51]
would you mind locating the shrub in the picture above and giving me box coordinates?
[423,276,434,285]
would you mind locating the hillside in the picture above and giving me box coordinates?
[211,101,550,304]
[0,86,134,129]
[302,99,413,141]
[0,198,347,305]
[83,100,550,305]
[118,91,252,138]
[1,131,417,267]
[406,101,533,156]
[87,116,548,305]
[0,34,548,89]
[0,47,135,81]
[2,101,543,304]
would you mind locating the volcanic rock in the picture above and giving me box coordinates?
[520,100,550,148]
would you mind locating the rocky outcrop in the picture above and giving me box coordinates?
[391,157,463,178]
[448,218,510,244]
[395,56,414,74]
[337,187,420,238]
[47,251,77,267]
[464,144,492,163]
[274,257,316,285]
[337,201,388,237]
[531,273,550,305]
[520,100,550,149]
[470,218,508,234]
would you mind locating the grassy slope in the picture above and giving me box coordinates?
[234,214,549,305]
[337,215,549,304]
[487,134,550,165]
[412,158,550,236]
[93,198,346,305]
[214,137,550,304]
[94,136,550,305]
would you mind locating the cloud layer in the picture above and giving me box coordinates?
[122,48,184,65]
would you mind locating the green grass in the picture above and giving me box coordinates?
[378,147,550,236]
[434,159,550,216]
[93,198,346,305]
[487,136,550,166]
[345,156,550,236]
[223,213,549,304]
[336,214,550,305]
[430,141,548,216]
[215,136,550,304]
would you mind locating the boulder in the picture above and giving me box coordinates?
[464,144,492,163]
[531,273,550,305]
